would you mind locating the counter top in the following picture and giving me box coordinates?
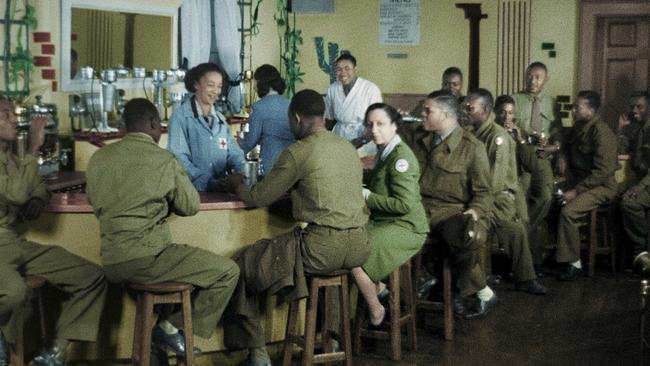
[46,191,246,213]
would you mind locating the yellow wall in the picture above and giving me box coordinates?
[6,0,577,132]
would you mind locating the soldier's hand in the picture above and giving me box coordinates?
[463,208,478,222]
[19,197,47,221]
[624,184,646,200]
[562,189,578,203]
[28,117,47,156]
[618,113,631,130]
[222,173,246,194]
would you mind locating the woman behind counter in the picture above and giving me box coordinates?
[351,103,429,326]
[240,64,295,175]
[168,62,245,191]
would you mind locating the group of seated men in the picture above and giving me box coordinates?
[0,59,648,366]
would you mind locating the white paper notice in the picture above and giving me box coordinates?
[379,0,420,46]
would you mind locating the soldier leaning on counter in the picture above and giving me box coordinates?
[401,90,497,319]
[221,89,371,366]
[464,89,546,295]
[0,97,107,366]
[86,99,239,357]
[554,91,618,281]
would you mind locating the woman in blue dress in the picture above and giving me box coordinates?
[167,62,245,191]
[240,64,295,175]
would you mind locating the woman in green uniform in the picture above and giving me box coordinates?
[351,103,429,326]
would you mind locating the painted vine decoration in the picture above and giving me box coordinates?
[274,0,303,97]
[2,0,36,98]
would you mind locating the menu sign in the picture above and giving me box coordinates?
[379,0,420,46]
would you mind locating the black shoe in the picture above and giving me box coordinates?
[453,296,468,317]
[0,332,6,366]
[557,265,581,281]
[237,356,272,366]
[515,280,547,295]
[150,346,170,366]
[463,295,498,320]
[152,326,201,356]
[486,274,503,287]
[417,274,438,299]
[377,288,390,306]
[32,347,67,366]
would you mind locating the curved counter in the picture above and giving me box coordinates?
[20,191,296,361]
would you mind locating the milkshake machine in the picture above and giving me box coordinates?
[14,96,64,178]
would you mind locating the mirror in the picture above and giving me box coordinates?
[61,0,181,92]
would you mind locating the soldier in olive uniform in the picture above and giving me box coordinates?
[511,62,561,257]
[617,91,649,155]
[222,90,370,366]
[0,97,107,366]
[401,90,497,319]
[555,91,618,280]
[465,89,546,295]
[86,99,240,356]
[621,97,650,253]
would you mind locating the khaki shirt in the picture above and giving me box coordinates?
[633,119,650,187]
[0,152,49,239]
[619,119,645,155]
[86,133,200,265]
[401,124,493,226]
[512,91,561,141]
[240,128,368,229]
[563,116,618,193]
[473,116,521,222]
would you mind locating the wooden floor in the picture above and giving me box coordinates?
[69,268,646,366]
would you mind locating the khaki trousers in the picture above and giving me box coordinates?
[0,237,107,343]
[621,187,650,247]
[104,244,239,339]
[555,186,617,263]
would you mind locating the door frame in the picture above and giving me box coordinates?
[578,0,650,91]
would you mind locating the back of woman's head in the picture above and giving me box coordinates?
[254,64,286,97]
[364,103,403,127]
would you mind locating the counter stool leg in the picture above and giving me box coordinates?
[588,209,597,277]
[140,294,155,366]
[179,288,193,366]
[402,263,417,352]
[131,295,144,366]
[388,270,401,361]
[339,276,353,366]
[321,287,332,353]
[35,288,47,345]
[352,295,364,355]
[301,279,320,366]
[443,258,453,341]
[282,299,300,366]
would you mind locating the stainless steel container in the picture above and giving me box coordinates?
[15,131,28,159]
[243,161,259,186]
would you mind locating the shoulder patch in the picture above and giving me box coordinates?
[495,136,504,146]
[395,159,409,173]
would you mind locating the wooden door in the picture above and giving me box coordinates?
[594,16,650,129]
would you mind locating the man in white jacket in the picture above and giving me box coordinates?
[325,53,382,143]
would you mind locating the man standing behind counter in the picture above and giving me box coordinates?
[402,90,497,319]
[0,97,107,366]
[222,89,370,366]
[325,53,382,143]
[86,99,239,357]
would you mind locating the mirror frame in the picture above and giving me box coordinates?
[60,0,181,92]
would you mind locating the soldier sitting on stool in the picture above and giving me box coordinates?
[401,90,497,319]
[222,89,371,366]
[0,96,107,366]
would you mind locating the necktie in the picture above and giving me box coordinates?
[432,134,443,148]
[531,96,542,133]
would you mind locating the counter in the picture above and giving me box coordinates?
[20,190,297,361]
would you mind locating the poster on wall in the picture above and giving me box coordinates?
[379,0,420,46]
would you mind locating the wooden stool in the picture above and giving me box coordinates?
[9,275,48,366]
[127,282,194,366]
[282,270,353,366]
[412,251,454,341]
[352,261,417,361]
[587,203,617,277]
